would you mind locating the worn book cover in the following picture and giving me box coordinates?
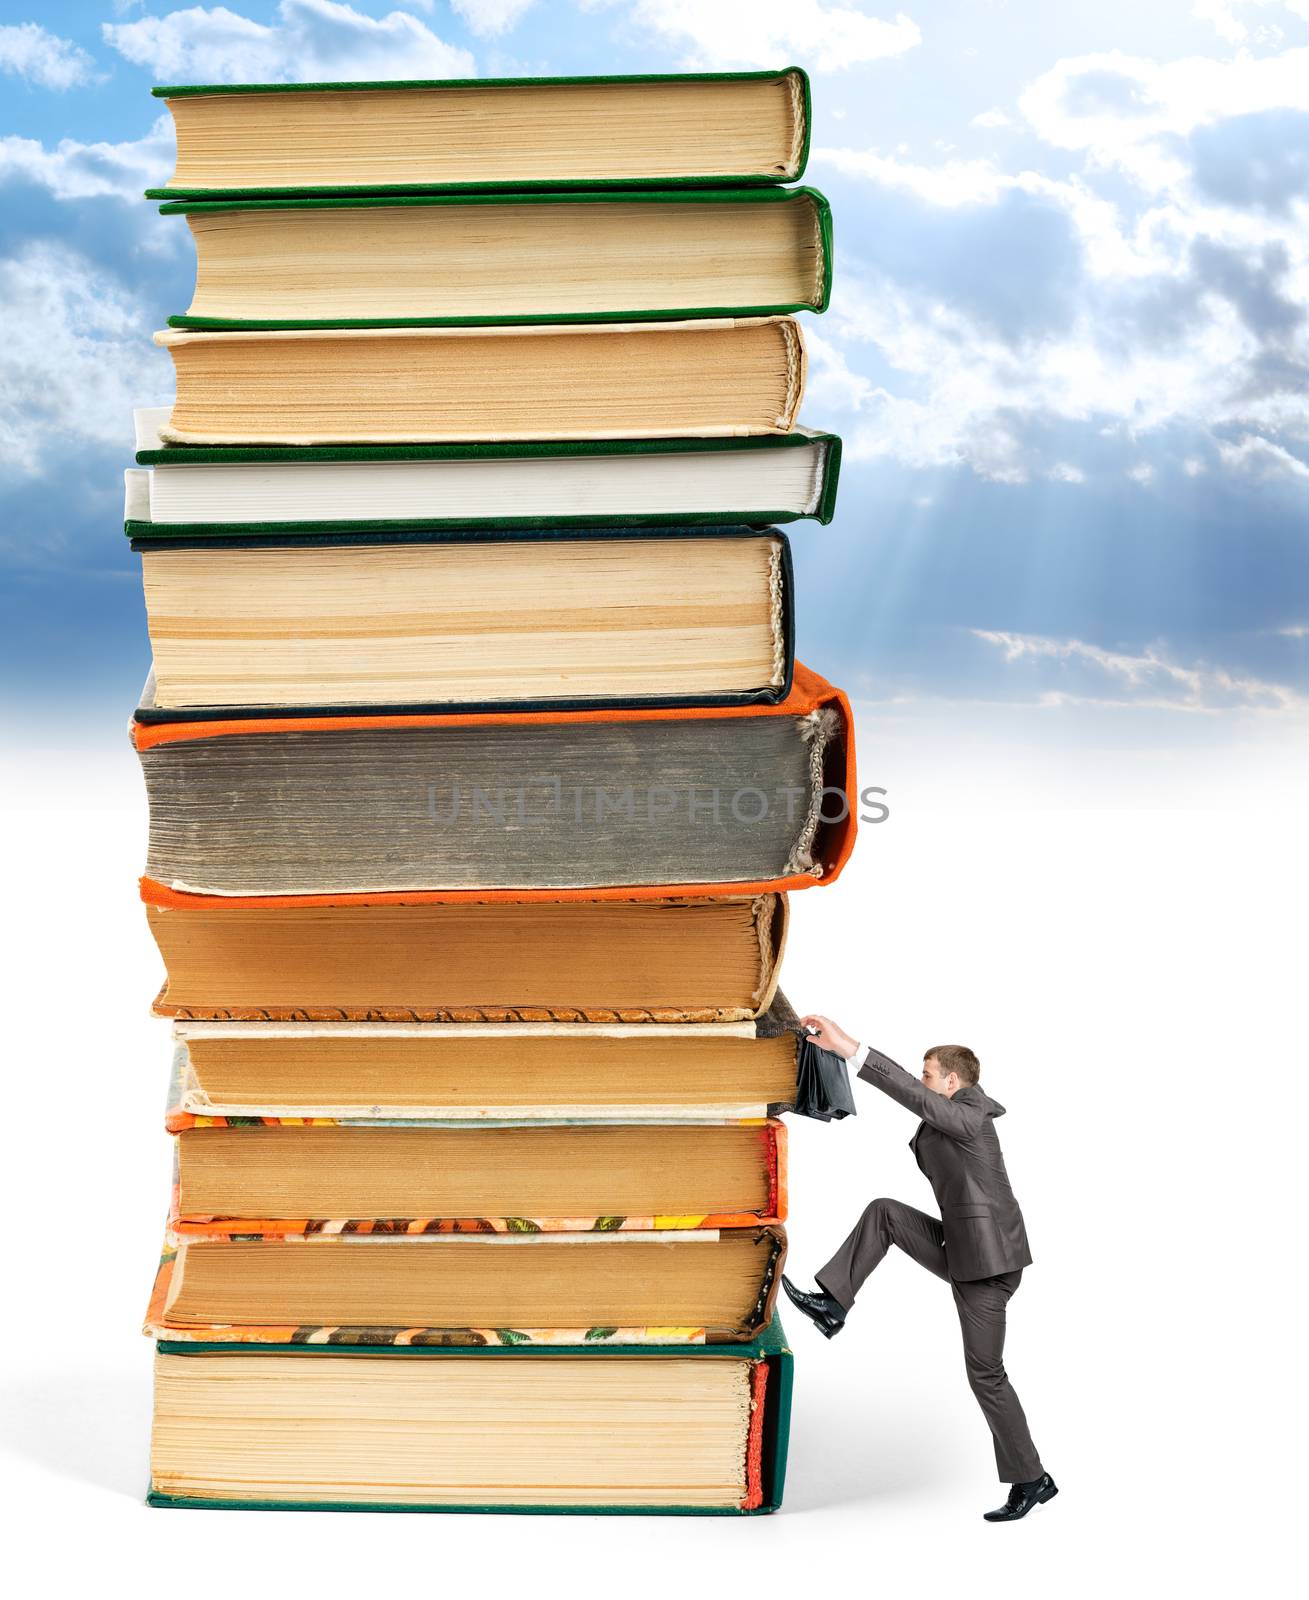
[145,892,790,1024]
[145,1224,788,1347]
[147,1315,793,1514]
[134,662,855,902]
[163,1087,789,1235]
[167,996,802,1120]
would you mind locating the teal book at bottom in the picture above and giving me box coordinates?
[147,1314,792,1515]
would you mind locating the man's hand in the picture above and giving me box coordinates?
[801,1014,860,1060]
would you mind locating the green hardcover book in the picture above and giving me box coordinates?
[161,188,831,329]
[146,69,810,198]
[127,412,842,533]
[146,1315,792,1514]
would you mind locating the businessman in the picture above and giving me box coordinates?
[783,1019,1057,1523]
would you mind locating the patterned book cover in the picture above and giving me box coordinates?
[164,1102,788,1235]
[147,1315,794,1516]
[144,1224,787,1347]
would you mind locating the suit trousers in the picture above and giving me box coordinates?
[816,1197,1044,1483]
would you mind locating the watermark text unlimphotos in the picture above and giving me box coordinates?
[425,776,891,826]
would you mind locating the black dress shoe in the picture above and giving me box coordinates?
[781,1276,846,1338]
[983,1473,1058,1522]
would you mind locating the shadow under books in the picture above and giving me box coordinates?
[785,1394,962,1512]
[1,1366,150,1498]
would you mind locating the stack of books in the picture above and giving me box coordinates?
[129,66,854,1515]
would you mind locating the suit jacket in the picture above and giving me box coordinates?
[858,1049,1032,1281]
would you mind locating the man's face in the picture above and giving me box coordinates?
[921,1055,957,1098]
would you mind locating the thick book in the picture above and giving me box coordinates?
[146,69,810,198]
[134,664,854,899]
[169,997,802,1121]
[131,526,795,717]
[144,891,788,1024]
[153,317,805,445]
[167,1116,787,1236]
[163,189,831,328]
[148,1222,790,1350]
[126,418,841,533]
[147,1316,793,1513]
[146,1227,787,1348]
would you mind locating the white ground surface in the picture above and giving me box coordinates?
[1,711,1300,1596]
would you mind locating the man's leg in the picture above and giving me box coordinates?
[951,1270,1043,1483]
[814,1198,948,1312]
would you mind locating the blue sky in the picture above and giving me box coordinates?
[2,0,1308,746]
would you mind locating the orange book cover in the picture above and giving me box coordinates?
[165,1117,787,1236]
[143,1223,788,1351]
[136,661,855,907]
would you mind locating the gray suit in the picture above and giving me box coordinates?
[816,1048,1044,1483]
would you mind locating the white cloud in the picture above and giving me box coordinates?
[103,0,474,83]
[971,108,1010,129]
[1050,462,1086,483]
[975,629,1304,714]
[1019,45,1309,192]
[579,0,921,72]
[1126,462,1157,484]
[0,116,174,201]
[0,22,99,89]
[802,329,875,412]
[808,280,1027,475]
[810,28,1309,484]
[1192,1,1309,45]
[813,145,1147,279]
[451,0,535,34]
[810,258,1272,481]
[0,243,171,477]
[815,145,1007,206]
[1193,2,1269,44]
[1216,433,1309,477]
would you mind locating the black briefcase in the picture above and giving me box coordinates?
[793,1033,857,1122]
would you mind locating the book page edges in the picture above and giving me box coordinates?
[132,658,839,748]
[154,317,776,347]
[173,1019,762,1040]
[132,677,855,901]
[157,424,790,446]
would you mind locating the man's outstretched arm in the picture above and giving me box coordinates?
[802,1014,986,1139]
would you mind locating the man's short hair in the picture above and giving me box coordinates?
[925,1045,980,1086]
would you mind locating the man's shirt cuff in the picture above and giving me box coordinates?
[849,1041,870,1069]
